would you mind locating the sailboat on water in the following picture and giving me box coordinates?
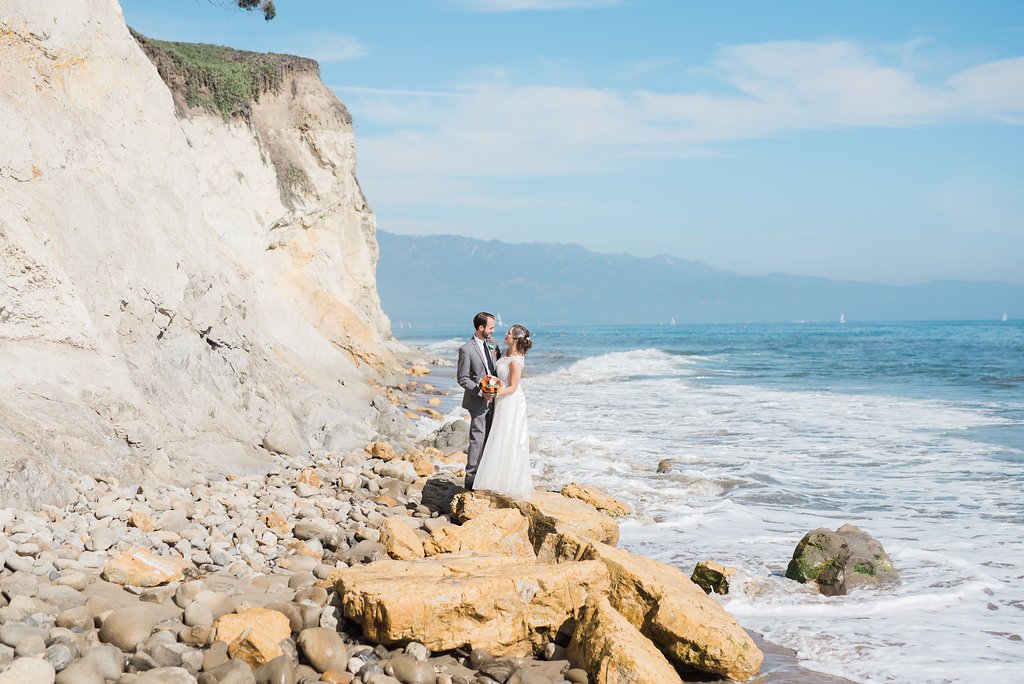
[840,313,846,324]
[1002,311,1009,322]
[496,312,504,327]
[670,316,676,326]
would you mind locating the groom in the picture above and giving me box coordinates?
[457,311,502,490]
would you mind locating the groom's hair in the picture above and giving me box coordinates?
[473,312,494,330]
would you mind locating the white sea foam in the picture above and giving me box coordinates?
[542,348,699,384]
[402,336,465,360]
[521,348,1024,683]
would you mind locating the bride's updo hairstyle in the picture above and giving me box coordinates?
[508,324,533,356]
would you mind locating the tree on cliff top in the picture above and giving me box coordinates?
[231,0,276,21]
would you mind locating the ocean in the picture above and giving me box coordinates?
[395,320,1024,684]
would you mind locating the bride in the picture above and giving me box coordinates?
[472,324,533,498]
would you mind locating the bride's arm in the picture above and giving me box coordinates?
[498,361,522,397]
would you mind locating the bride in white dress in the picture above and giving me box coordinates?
[472,324,533,499]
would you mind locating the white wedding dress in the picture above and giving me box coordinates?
[472,355,532,498]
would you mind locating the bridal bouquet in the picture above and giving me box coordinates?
[480,375,502,395]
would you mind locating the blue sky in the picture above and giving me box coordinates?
[120,0,1024,285]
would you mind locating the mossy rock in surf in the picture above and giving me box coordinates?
[786,524,898,596]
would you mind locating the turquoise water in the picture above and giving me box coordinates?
[397,321,1024,683]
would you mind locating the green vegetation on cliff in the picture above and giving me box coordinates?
[131,29,314,120]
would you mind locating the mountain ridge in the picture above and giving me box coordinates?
[377,231,1022,325]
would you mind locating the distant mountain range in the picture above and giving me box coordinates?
[376,231,1022,325]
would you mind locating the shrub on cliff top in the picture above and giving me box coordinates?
[131,30,306,121]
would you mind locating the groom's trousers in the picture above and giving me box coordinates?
[464,404,494,489]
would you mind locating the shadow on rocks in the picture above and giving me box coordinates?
[420,476,465,516]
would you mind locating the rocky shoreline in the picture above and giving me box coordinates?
[0,372,859,684]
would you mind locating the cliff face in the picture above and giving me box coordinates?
[0,0,405,507]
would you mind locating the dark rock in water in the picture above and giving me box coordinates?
[656,458,674,474]
[786,524,898,596]
[691,560,736,595]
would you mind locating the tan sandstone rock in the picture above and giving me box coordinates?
[261,511,291,533]
[452,490,619,562]
[442,451,468,465]
[215,608,291,668]
[103,549,190,587]
[335,554,609,656]
[297,467,320,488]
[568,594,683,684]
[450,490,503,522]
[366,442,398,461]
[282,540,323,561]
[560,482,633,518]
[379,517,425,560]
[582,542,763,681]
[129,512,156,532]
[409,455,435,478]
[423,508,535,558]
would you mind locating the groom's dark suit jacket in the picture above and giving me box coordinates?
[457,337,503,413]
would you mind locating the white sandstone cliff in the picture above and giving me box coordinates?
[0,0,407,507]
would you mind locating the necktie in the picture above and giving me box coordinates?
[483,342,496,375]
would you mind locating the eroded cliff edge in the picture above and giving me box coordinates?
[0,0,406,507]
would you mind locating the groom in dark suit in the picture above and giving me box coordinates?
[457,311,502,489]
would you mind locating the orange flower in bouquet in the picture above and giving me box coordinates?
[479,375,503,395]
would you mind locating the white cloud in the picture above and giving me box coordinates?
[615,57,681,81]
[711,40,953,126]
[947,57,1024,123]
[339,39,1024,203]
[331,85,460,99]
[284,32,366,62]
[450,0,624,11]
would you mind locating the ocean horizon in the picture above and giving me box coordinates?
[397,319,1024,684]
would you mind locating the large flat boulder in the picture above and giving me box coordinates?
[334,554,609,656]
[451,490,618,562]
[560,483,633,518]
[568,594,683,684]
[582,542,763,681]
[423,508,534,558]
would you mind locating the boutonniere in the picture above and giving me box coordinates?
[486,340,496,351]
